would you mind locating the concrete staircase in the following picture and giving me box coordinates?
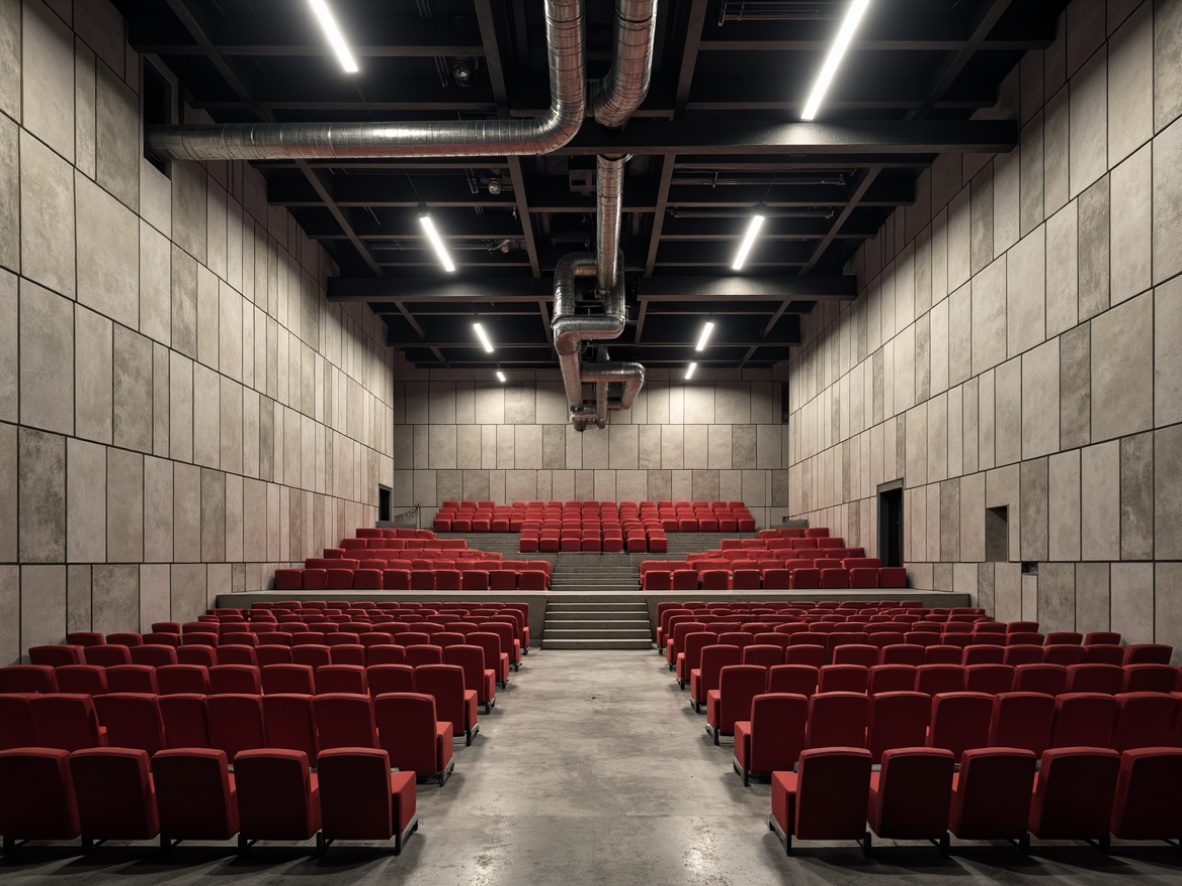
[542,597,652,649]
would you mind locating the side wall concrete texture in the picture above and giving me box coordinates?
[786,0,1182,660]
[392,362,791,531]
[0,0,395,663]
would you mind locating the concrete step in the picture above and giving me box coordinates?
[544,619,651,630]
[550,587,641,593]
[542,628,653,640]
[546,599,647,608]
[542,638,653,650]
[547,610,649,621]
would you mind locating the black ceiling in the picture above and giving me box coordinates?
[115,0,1067,371]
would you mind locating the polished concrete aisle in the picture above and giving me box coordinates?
[4,651,1182,885]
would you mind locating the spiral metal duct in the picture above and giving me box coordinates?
[145,0,586,161]
[588,0,658,129]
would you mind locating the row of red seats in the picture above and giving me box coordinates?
[275,566,550,591]
[663,622,1144,664]
[0,745,418,855]
[756,527,832,539]
[434,500,758,533]
[355,527,434,539]
[657,611,1120,651]
[18,633,517,680]
[12,642,503,704]
[657,612,941,650]
[520,526,667,553]
[674,637,1163,680]
[50,605,530,656]
[644,566,907,591]
[250,599,530,611]
[8,645,505,709]
[674,631,1171,686]
[725,686,1182,786]
[69,623,526,655]
[686,651,1178,711]
[768,746,1182,856]
[2,669,481,754]
[705,667,1182,753]
[699,656,1181,708]
[338,537,469,552]
[691,549,868,563]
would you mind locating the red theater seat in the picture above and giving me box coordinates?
[1013,663,1068,695]
[733,693,807,787]
[806,692,869,750]
[1065,663,1124,695]
[375,692,454,786]
[205,694,265,761]
[56,664,109,696]
[1050,693,1118,749]
[1120,664,1179,694]
[989,692,1055,757]
[262,694,319,760]
[93,693,167,756]
[928,692,992,762]
[1110,692,1180,751]
[866,691,929,764]
[948,748,1037,852]
[1109,748,1182,845]
[30,694,105,752]
[1028,747,1121,846]
[28,645,84,667]
[261,664,316,696]
[70,747,161,850]
[153,749,239,844]
[769,747,873,855]
[317,748,417,855]
[0,748,80,850]
[865,747,955,855]
[0,664,59,694]
[414,664,479,746]
[158,694,211,749]
[234,749,322,851]
[706,665,768,746]
[312,693,379,751]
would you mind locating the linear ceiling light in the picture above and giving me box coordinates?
[308,0,359,74]
[731,213,765,271]
[473,322,495,353]
[419,208,456,273]
[685,362,697,380]
[496,370,507,383]
[800,0,872,121]
[695,321,715,352]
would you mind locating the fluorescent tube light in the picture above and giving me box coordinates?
[685,362,697,380]
[496,370,507,383]
[473,322,495,353]
[731,213,765,270]
[308,0,359,74]
[419,212,456,273]
[800,0,872,121]
[695,321,715,352]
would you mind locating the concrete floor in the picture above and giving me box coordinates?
[3,650,1182,885]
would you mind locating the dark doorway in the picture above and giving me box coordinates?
[878,484,904,568]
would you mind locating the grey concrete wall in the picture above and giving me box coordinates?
[785,0,1182,658]
[391,361,790,530]
[0,0,394,662]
